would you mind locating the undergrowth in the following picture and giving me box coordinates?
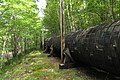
[0,51,98,80]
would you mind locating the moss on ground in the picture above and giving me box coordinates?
[0,51,117,80]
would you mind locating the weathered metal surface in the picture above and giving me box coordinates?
[44,20,120,76]
[69,20,120,76]
[44,36,61,57]
[44,37,55,53]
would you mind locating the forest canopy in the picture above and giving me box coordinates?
[0,0,42,57]
[42,0,120,37]
[0,0,120,58]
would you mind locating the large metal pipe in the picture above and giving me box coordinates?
[68,20,120,76]
[44,20,120,76]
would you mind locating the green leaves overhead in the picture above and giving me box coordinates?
[0,0,42,54]
[43,0,120,36]
[42,0,60,36]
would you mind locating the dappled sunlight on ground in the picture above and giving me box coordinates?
[0,51,118,80]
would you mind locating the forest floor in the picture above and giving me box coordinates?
[0,51,118,80]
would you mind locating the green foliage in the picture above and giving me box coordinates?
[0,51,96,80]
[42,0,120,36]
[42,0,60,37]
[0,0,42,56]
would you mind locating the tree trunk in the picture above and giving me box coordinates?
[111,0,115,21]
[24,38,27,53]
[60,0,65,63]
[12,32,17,57]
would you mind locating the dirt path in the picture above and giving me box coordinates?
[0,51,119,80]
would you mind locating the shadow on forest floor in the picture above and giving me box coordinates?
[0,51,120,80]
[75,66,120,80]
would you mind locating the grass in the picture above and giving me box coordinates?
[0,51,117,80]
